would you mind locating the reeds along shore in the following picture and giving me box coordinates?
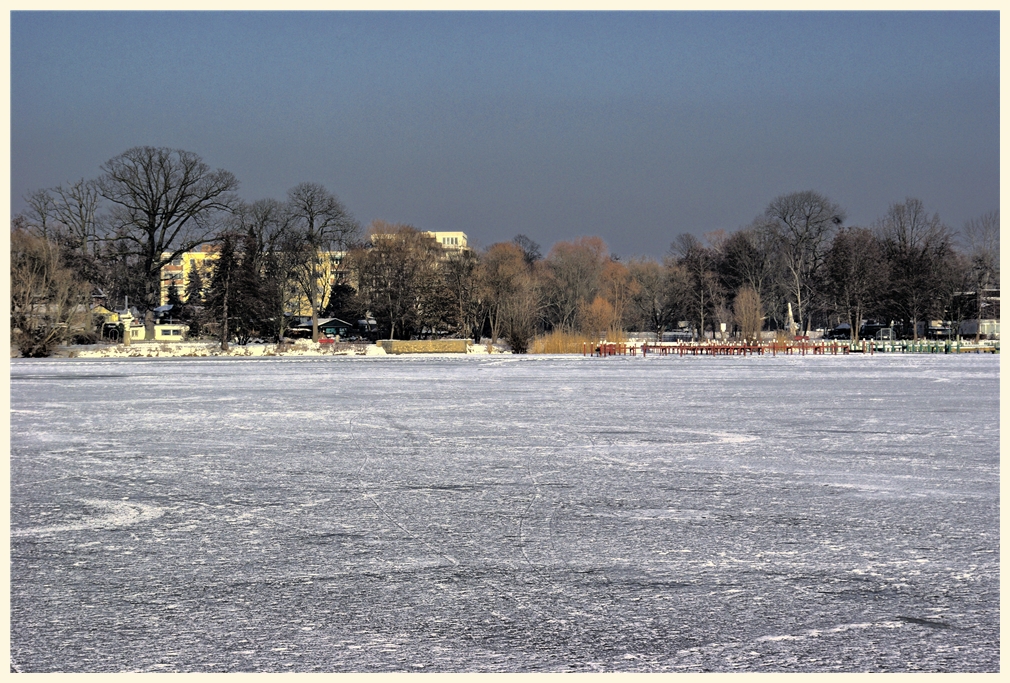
[531,329,627,354]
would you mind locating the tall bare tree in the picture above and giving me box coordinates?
[961,210,1000,340]
[672,233,723,340]
[285,182,360,341]
[626,258,678,337]
[352,223,443,340]
[22,189,59,239]
[479,242,529,343]
[512,234,542,267]
[20,182,107,298]
[825,227,885,341]
[544,236,609,332]
[52,179,103,258]
[875,198,955,339]
[761,190,845,334]
[720,226,776,300]
[98,147,239,336]
[442,248,482,341]
[598,260,639,332]
[500,268,542,353]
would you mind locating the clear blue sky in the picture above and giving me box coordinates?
[11,11,999,258]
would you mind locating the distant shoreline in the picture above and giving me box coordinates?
[15,338,997,360]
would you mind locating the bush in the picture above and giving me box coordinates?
[69,330,99,345]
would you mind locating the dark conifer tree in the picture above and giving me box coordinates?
[321,280,358,321]
[205,233,238,350]
[230,230,267,344]
[185,265,205,306]
[165,282,184,321]
[181,264,206,337]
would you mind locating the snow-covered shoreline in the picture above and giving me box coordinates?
[53,340,503,359]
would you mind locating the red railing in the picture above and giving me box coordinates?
[582,340,863,357]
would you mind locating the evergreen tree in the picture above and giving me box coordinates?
[165,282,184,321]
[181,262,206,337]
[185,265,205,305]
[230,230,267,344]
[321,280,358,321]
[205,233,238,350]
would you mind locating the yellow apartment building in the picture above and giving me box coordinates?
[160,243,220,306]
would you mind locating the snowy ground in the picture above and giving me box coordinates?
[9,354,999,672]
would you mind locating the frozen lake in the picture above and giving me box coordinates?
[10,354,999,672]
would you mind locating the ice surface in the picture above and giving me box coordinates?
[9,354,1000,672]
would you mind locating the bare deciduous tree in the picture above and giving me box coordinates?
[876,198,955,339]
[479,242,530,343]
[598,260,639,332]
[544,236,609,332]
[825,227,884,341]
[961,210,1000,340]
[578,295,618,340]
[285,182,360,341]
[10,229,90,357]
[352,223,443,340]
[52,179,102,257]
[22,189,59,238]
[442,248,482,341]
[671,233,723,340]
[500,269,542,353]
[511,234,542,267]
[720,226,775,300]
[626,258,677,337]
[98,147,239,336]
[761,190,845,334]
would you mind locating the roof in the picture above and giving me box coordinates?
[291,317,355,330]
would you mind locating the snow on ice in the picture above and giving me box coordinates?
[9,353,999,672]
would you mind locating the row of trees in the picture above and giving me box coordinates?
[12,146,1000,355]
[328,194,998,350]
[662,193,1000,344]
[13,146,359,353]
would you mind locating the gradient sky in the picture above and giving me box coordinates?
[10,11,999,258]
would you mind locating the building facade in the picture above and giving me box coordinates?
[160,243,220,306]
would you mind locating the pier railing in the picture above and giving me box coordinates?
[582,339,999,357]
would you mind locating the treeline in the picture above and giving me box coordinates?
[11,146,1000,356]
[341,191,998,351]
